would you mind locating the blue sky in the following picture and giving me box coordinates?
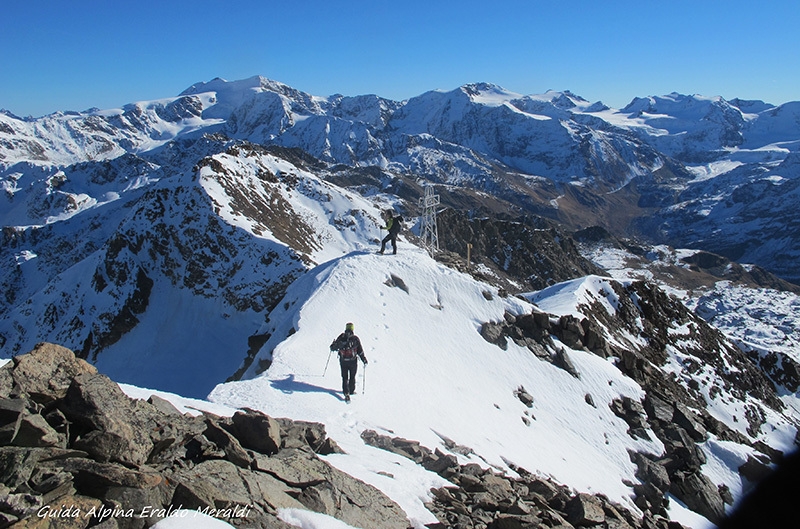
[2,0,799,117]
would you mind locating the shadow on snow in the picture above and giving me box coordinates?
[270,374,344,400]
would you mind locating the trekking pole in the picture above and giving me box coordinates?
[323,349,333,376]
[362,364,366,394]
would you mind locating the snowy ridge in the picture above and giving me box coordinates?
[194,249,800,529]
[207,250,665,527]
[530,274,798,447]
[0,141,390,397]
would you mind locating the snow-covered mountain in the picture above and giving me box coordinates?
[1,77,799,528]
[1,139,397,396]
[3,76,799,281]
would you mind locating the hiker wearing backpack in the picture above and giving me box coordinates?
[329,322,368,401]
[379,209,403,254]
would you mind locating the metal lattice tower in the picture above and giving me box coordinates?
[418,185,440,252]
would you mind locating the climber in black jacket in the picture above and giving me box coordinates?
[379,209,402,254]
[329,322,368,401]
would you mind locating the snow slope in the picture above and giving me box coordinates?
[206,248,683,528]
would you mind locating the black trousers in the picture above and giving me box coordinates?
[381,232,397,253]
[340,360,359,395]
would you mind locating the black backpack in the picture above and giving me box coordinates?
[338,336,359,360]
[390,216,403,234]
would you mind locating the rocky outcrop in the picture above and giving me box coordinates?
[480,309,610,378]
[747,350,800,393]
[0,343,411,529]
[361,429,687,529]
[477,278,798,525]
[436,210,605,292]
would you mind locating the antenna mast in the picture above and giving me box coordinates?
[418,185,440,253]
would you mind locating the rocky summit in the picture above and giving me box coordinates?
[0,343,408,529]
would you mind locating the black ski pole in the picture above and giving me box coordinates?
[323,349,333,376]
[362,364,366,394]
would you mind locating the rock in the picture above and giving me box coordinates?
[28,467,76,503]
[756,351,800,393]
[276,418,341,454]
[0,397,25,422]
[0,491,42,521]
[631,452,670,493]
[230,409,282,454]
[42,457,163,495]
[481,474,516,500]
[555,315,585,349]
[10,413,62,448]
[253,448,328,487]
[43,408,70,447]
[254,447,411,529]
[514,386,534,408]
[8,343,97,403]
[602,502,638,529]
[633,481,668,514]
[0,511,18,527]
[719,483,734,506]
[673,403,708,442]
[525,477,563,504]
[581,319,610,357]
[670,470,725,524]
[526,340,552,360]
[385,274,409,293]
[0,446,47,490]
[172,458,302,513]
[488,512,543,528]
[554,348,580,379]
[0,398,66,449]
[361,429,418,459]
[610,397,650,439]
[0,366,14,400]
[59,373,153,466]
[146,395,183,416]
[424,448,459,475]
[565,492,605,526]
[203,418,252,468]
[516,311,550,341]
[481,321,508,350]
[617,349,655,380]
[643,394,674,424]
[661,425,706,471]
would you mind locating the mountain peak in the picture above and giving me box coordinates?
[180,75,268,96]
[458,83,519,105]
